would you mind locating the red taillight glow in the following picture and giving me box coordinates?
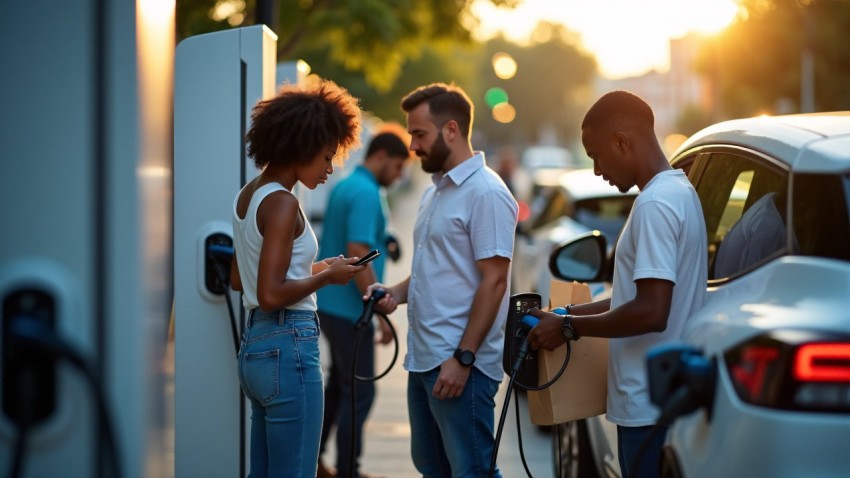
[730,346,780,399]
[794,343,850,382]
[726,334,850,412]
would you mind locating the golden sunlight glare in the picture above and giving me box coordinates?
[471,0,741,79]
[492,52,518,79]
[492,103,517,123]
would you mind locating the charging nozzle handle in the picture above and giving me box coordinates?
[207,244,234,262]
[510,314,540,373]
[369,288,388,302]
[356,288,387,329]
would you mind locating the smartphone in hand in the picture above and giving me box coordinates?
[353,249,381,266]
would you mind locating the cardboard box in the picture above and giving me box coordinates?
[527,280,609,425]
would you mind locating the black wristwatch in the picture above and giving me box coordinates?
[453,348,476,367]
[561,315,580,341]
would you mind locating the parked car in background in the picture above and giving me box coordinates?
[513,168,636,307]
[522,145,578,171]
[550,112,850,478]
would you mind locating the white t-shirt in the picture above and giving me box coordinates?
[232,182,318,312]
[607,169,707,427]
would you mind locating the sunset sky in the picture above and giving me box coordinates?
[471,0,740,79]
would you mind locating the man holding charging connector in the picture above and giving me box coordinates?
[316,129,411,478]
[366,83,518,477]
[525,91,707,478]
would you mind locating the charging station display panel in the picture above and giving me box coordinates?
[174,25,277,478]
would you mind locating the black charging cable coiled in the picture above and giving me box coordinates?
[490,314,573,478]
[347,288,399,478]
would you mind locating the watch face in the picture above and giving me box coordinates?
[455,349,475,366]
[561,316,576,340]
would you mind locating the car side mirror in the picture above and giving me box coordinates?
[548,231,608,282]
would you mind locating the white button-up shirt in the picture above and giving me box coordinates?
[405,152,518,380]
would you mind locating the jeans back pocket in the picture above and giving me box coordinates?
[238,348,280,404]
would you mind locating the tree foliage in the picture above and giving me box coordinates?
[296,40,483,123]
[696,0,850,117]
[176,3,596,148]
[477,23,596,147]
[176,0,519,92]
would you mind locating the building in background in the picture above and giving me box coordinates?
[595,33,713,150]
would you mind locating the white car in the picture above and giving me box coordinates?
[549,112,850,478]
[513,168,636,307]
[522,145,578,171]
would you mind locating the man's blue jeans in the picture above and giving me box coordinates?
[408,366,502,478]
[617,424,668,478]
[237,308,323,478]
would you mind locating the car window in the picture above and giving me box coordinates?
[692,151,789,280]
[525,187,568,231]
[574,196,636,242]
[792,173,850,261]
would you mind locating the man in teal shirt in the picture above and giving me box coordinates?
[317,131,409,478]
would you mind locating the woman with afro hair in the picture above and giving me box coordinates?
[229,78,366,477]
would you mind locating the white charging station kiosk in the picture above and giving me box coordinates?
[0,0,173,476]
[174,25,276,477]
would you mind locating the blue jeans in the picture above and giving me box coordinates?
[237,308,323,478]
[408,367,502,478]
[617,424,668,478]
[318,311,377,476]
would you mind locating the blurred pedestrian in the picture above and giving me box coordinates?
[316,130,411,478]
[229,78,366,478]
[366,83,519,477]
[495,145,519,197]
[526,90,708,478]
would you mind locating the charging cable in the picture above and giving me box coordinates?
[347,288,399,478]
[207,243,240,355]
[5,315,123,478]
[490,312,574,478]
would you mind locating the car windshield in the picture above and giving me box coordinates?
[791,173,850,262]
[574,196,636,242]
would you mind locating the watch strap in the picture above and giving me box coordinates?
[561,314,580,341]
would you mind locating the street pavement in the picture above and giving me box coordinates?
[321,166,556,478]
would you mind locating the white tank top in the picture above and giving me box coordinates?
[232,182,318,311]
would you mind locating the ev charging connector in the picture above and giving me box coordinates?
[492,295,574,477]
[647,343,717,424]
[2,288,58,429]
[628,344,717,477]
[205,234,234,296]
[203,234,240,355]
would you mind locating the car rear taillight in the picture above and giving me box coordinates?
[725,330,850,413]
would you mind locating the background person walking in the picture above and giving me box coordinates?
[316,130,411,478]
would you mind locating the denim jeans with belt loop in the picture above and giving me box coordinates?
[237,308,323,478]
[408,366,502,478]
